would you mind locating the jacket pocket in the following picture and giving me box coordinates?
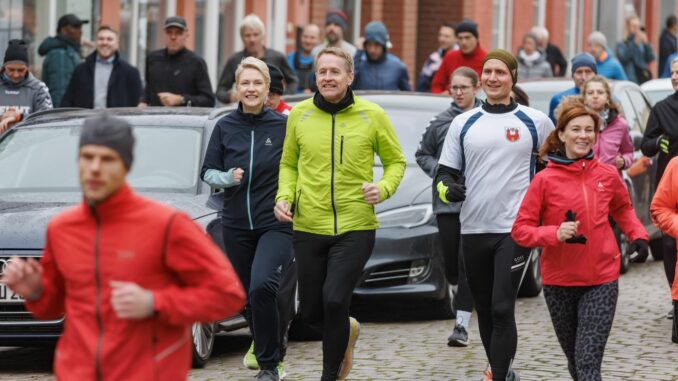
[340,136,344,165]
[295,189,302,217]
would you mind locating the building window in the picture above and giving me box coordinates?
[0,0,37,66]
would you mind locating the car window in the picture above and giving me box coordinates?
[626,89,651,133]
[0,124,202,192]
[616,89,638,132]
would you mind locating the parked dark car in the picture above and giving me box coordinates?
[0,107,245,367]
[517,79,663,269]
[285,91,545,317]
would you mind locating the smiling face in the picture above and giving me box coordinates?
[559,115,597,159]
[237,68,268,113]
[583,80,609,112]
[316,53,353,103]
[96,29,119,59]
[481,59,513,104]
[78,145,128,204]
[300,25,320,53]
[438,25,456,50]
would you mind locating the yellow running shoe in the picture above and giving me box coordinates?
[337,317,360,380]
[243,341,259,370]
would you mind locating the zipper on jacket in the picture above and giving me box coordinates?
[247,130,255,230]
[331,114,339,235]
[90,206,104,381]
[340,136,344,165]
[579,161,595,267]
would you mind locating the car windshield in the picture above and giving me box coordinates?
[0,124,202,192]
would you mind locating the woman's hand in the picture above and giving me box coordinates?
[615,156,625,169]
[231,168,244,184]
[557,221,580,242]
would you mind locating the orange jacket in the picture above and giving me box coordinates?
[25,184,245,381]
[650,157,678,301]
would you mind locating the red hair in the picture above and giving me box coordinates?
[539,104,600,158]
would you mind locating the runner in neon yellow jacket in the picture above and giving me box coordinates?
[275,90,405,236]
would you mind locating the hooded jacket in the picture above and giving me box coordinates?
[649,156,678,300]
[430,44,487,93]
[0,71,52,117]
[24,184,245,381]
[415,99,482,214]
[61,52,142,108]
[201,105,289,230]
[592,109,634,172]
[276,91,406,235]
[352,50,411,91]
[38,35,82,107]
[512,155,647,286]
[641,92,678,186]
[516,49,553,79]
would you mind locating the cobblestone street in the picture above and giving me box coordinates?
[1,261,676,380]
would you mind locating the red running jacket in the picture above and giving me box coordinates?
[512,157,647,286]
[650,157,678,301]
[25,184,245,381]
[430,44,487,94]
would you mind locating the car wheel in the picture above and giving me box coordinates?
[191,322,216,368]
[518,248,542,297]
[430,283,456,320]
[619,233,630,274]
[650,237,664,261]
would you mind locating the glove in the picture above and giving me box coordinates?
[436,180,465,203]
[564,209,587,244]
[658,135,669,155]
[627,239,649,263]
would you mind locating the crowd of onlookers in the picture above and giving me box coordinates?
[1,10,677,133]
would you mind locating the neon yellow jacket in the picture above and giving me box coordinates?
[276,94,406,235]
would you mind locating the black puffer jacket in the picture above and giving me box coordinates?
[415,99,481,214]
[201,105,289,230]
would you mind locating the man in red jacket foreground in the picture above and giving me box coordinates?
[1,114,245,381]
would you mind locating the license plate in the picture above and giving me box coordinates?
[0,282,23,303]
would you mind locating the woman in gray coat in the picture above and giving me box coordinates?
[517,33,553,80]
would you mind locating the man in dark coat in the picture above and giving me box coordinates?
[659,15,678,74]
[139,16,214,107]
[61,26,142,108]
[531,26,567,77]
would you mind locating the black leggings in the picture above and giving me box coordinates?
[462,233,529,381]
[662,234,677,287]
[294,230,375,381]
[222,226,294,370]
[543,281,618,381]
[436,213,474,312]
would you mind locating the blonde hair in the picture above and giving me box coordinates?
[235,57,271,87]
[315,46,354,73]
[582,75,620,112]
[240,14,265,37]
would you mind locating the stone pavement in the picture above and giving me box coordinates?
[1,261,676,380]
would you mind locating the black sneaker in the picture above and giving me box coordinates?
[256,370,280,381]
[447,324,470,347]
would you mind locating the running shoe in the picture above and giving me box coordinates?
[447,324,470,347]
[337,317,360,380]
[277,361,287,380]
[255,369,279,381]
[243,341,259,370]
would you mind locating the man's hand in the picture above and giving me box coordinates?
[110,281,153,319]
[231,168,244,184]
[1,257,43,300]
[557,221,581,242]
[157,92,184,107]
[274,200,293,222]
[362,183,381,205]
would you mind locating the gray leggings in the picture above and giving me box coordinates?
[543,280,618,381]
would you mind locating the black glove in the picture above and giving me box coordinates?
[627,239,649,263]
[564,209,587,244]
[446,183,466,203]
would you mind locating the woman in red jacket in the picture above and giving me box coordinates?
[512,104,648,381]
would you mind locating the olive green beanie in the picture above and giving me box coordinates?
[482,49,518,86]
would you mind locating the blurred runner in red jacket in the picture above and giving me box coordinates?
[1,114,245,381]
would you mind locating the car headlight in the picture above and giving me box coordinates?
[377,204,433,229]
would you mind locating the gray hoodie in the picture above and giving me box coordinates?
[0,72,53,117]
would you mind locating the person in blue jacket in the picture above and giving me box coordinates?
[587,31,627,81]
[548,53,597,122]
[352,21,411,91]
[200,57,292,381]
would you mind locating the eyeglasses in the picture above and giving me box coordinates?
[450,85,472,93]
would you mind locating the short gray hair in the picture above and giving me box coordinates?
[235,56,271,87]
[240,14,265,37]
[315,47,354,73]
[530,26,548,41]
[587,31,607,48]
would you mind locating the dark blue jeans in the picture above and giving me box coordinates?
[222,225,294,370]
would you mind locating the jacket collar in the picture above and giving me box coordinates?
[546,151,597,173]
[85,51,119,67]
[482,99,517,114]
[313,87,355,114]
[236,102,271,122]
[450,98,482,114]
[165,47,187,58]
[82,183,135,220]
